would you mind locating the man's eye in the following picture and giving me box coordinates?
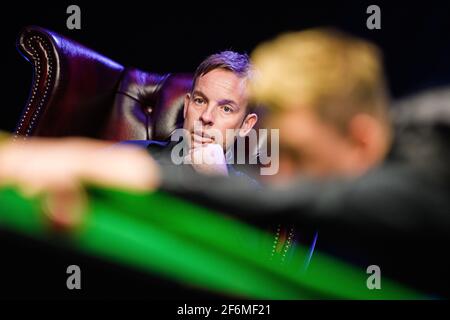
[222,105,233,113]
[193,97,205,105]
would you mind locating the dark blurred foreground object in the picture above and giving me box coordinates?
[159,86,450,298]
[15,26,192,141]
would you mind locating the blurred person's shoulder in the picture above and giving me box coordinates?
[227,164,261,188]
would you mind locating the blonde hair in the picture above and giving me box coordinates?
[250,28,390,132]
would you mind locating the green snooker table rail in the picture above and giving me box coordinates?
[0,186,427,299]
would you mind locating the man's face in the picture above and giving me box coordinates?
[183,68,256,151]
[267,108,360,183]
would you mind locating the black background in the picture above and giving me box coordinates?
[2,0,450,132]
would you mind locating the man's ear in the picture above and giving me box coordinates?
[183,93,190,119]
[238,113,258,137]
[348,113,388,166]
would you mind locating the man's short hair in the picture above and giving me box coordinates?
[192,51,252,89]
[250,28,390,132]
[192,51,256,114]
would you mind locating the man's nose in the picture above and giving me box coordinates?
[199,105,215,125]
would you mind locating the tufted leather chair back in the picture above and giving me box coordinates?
[15,26,192,142]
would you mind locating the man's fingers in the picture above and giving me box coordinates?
[41,183,87,230]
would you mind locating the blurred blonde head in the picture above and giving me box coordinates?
[250,28,390,132]
[250,28,392,181]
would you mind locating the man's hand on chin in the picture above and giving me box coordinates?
[185,143,229,177]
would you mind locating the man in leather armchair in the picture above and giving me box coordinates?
[122,50,259,179]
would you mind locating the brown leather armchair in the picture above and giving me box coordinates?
[15,26,262,173]
[15,25,192,142]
